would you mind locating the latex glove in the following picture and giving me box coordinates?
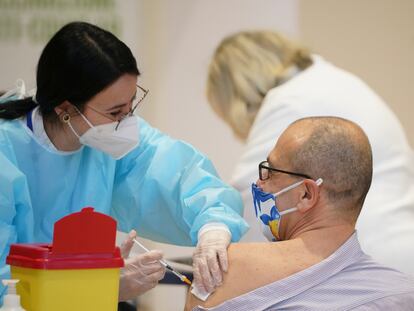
[118,230,166,301]
[192,227,232,293]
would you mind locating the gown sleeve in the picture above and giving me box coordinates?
[110,118,249,246]
[0,150,33,303]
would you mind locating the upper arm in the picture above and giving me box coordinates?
[185,242,289,310]
[185,243,267,310]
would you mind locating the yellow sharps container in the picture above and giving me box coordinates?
[6,207,124,311]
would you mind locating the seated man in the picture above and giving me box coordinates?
[186,116,414,311]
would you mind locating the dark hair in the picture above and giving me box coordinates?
[0,21,139,121]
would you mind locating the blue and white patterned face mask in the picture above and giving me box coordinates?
[251,178,323,241]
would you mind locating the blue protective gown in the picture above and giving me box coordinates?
[0,116,249,299]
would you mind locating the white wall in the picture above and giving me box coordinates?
[299,0,414,147]
[137,0,299,182]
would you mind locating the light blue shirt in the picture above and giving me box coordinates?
[193,233,414,311]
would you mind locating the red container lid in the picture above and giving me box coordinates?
[6,207,124,270]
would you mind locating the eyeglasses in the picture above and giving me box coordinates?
[85,84,149,130]
[258,160,312,181]
[115,84,149,130]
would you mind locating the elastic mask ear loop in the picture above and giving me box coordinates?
[61,113,80,139]
[274,180,304,197]
[72,105,95,129]
[279,178,324,216]
[279,207,298,216]
[273,180,303,217]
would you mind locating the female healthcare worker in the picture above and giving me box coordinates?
[0,22,248,301]
[206,30,414,275]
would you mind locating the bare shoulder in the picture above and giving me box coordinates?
[185,241,312,310]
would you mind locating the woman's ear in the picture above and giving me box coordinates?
[54,100,72,116]
[296,179,320,213]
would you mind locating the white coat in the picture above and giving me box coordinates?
[232,55,414,275]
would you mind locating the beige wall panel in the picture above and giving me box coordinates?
[300,0,414,146]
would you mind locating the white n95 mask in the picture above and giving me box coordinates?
[66,111,140,160]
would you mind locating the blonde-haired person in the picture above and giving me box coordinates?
[206,30,414,275]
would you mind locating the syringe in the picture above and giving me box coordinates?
[132,238,192,286]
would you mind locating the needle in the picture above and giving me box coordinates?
[132,238,192,286]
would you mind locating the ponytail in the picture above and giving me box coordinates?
[0,97,38,119]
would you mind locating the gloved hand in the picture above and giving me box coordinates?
[192,227,232,293]
[118,230,166,301]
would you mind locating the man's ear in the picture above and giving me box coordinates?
[296,179,320,213]
[54,101,73,116]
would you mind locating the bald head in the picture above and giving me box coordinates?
[275,117,373,219]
